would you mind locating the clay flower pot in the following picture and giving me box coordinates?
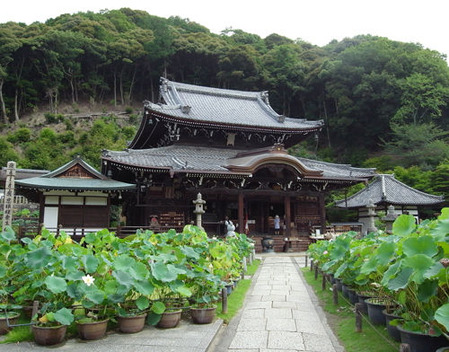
[0,312,20,335]
[190,306,216,324]
[118,313,147,333]
[77,318,109,340]
[32,324,67,346]
[382,308,402,342]
[397,324,448,352]
[157,309,182,329]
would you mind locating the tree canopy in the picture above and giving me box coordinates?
[1,8,449,201]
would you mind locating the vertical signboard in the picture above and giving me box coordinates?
[2,161,16,232]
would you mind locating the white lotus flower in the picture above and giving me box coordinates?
[82,274,95,286]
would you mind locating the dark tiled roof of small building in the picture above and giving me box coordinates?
[16,156,135,191]
[335,174,444,208]
[103,145,375,181]
[16,177,136,191]
[145,78,324,131]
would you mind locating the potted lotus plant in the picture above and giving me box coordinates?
[109,254,154,333]
[188,261,224,324]
[31,275,75,346]
[382,214,449,351]
[146,247,193,329]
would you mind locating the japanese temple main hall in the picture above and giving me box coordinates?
[101,78,376,248]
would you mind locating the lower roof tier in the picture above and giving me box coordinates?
[102,144,376,187]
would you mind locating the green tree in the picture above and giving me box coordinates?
[262,43,306,116]
[217,45,261,90]
[393,165,432,193]
[0,22,24,122]
[0,136,19,166]
[385,122,449,169]
[392,73,449,125]
[429,161,449,199]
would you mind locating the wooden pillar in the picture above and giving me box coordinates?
[284,195,291,237]
[238,192,244,232]
[319,193,326,234]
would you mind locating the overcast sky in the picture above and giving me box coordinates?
[1,0,448,60]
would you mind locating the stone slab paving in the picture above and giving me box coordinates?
[226,255,344,352]
[0,318,223,352]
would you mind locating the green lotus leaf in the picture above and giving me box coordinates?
[103,278,120,294]
[181,245,200,259]
[417,279,438,303]
[424,262,444,280]
[0,226,16,242]
[403,254,436,284]
[403,236,438,258]
[129,261,149,281]
[435,303,449,331]
[112,270,134,288]
[432,219,449,241]
[151,301,166,314]
[360,255,378,275]
[82,254,99,274]
[26,246,52,268]
[146,311,162,325]
[151,262,178,282]
[386,267,413,291]
[62,256,78,271]
[83,232,97,244]
[136,295,149,310]
[53,307,74,325]
[0,265,6,278]
[134,280,154,296]
[381,260,401,286]
[334,261,348,278]
[392,214,416,236]
[84,286,104,304]
[376,242,396,266]
[175,285,192,297]
[114,255,135,271]
[45,276,67,294]
[438,208,449,220]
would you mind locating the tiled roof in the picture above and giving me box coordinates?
[298,158,375,179]
[16,177,136,191]
[103,145,375,181]
[145,78,324,131]
[335,174,444,208]
[16,156,135,191]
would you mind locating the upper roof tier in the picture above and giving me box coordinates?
[335,174,444,208]
[157,78,323,130]
[129,78,324,149]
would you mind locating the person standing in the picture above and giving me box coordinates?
[274,215,281,235]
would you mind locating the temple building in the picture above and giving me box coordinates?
[335,173,444,231]
[15,156,135,236]
[101,78,376,249]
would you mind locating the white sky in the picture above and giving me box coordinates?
[1,0,448,60]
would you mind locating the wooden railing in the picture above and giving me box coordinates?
[15,224,186,240]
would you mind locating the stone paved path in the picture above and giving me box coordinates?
[222,255,344,352]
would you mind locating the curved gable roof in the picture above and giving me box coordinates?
[147,78,323,131]
[335,174,444,208]
[16,156,135,192]
[225,145,322,177]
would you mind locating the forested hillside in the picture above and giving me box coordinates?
[1,8,449,200]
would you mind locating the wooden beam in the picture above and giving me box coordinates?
[284,196,291,237]
[238,192,244,232]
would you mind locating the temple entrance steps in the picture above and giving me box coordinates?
[249,235,312,253]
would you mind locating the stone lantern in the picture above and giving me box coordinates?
[382,205,397,234]
[192,193,206,230]
[366,199,378,235]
